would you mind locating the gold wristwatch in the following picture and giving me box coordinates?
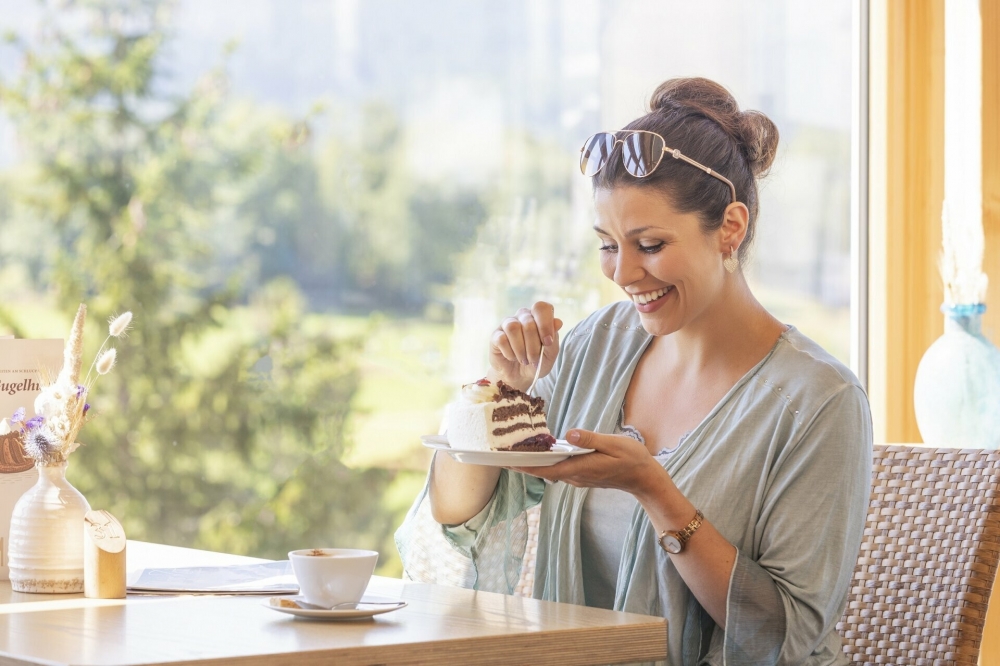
[657,510,704,554]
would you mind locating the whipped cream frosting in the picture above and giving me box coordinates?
[461,379,499,404]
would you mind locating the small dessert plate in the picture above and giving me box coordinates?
[264,595,407,620]
[420,435,594,467]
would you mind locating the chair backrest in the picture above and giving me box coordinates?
[837,445,1000,665]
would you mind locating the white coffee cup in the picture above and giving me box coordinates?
[288,548,379,609]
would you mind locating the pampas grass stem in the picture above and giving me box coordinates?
[941,200,988,304]
[56,304,86,387]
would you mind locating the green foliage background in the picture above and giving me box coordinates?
[0,0,489,573]
[0,0,852,583]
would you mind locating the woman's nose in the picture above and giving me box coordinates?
[613,251,644,287]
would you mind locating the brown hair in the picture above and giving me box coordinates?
[593,77,779,265]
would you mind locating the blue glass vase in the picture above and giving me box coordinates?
[913,303,1000,449]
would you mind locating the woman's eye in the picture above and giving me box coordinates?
[599,243,618,253]
[639,242,665,254]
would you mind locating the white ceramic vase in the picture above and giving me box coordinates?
[8,461,92,593]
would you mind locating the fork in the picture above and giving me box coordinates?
[527,348,545,397]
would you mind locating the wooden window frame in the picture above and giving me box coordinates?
[868,0,1000,656]
[867,0,999,443]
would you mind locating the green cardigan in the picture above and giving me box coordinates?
[396,301,872,665]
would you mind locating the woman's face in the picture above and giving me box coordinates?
[593,186,727,337]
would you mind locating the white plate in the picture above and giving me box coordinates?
[264,595,407,620]
[420,435,594,467]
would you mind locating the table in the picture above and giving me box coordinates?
[0,541,668,665]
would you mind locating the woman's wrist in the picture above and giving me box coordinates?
[632,460,697,530]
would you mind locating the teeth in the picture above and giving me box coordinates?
[633,287,669,305]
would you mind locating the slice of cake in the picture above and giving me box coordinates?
[448,379,556,452]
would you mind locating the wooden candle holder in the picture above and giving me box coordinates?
[83,509,126,599]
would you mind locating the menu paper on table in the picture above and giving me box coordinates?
[126,560,299,594]
[0,339,64,581]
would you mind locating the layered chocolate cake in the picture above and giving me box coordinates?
[448,379,556,452]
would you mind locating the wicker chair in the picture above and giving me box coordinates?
[837,445,1000,665]
[514,446,1000,663]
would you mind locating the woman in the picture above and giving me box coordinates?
[398,77,872,665]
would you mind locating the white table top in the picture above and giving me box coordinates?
[0,541,668,665]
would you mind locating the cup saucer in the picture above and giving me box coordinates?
[264,595,407,620]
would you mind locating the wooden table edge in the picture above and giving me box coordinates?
[137,618,669,666]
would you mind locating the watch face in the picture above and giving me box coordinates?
[662,535,682,554]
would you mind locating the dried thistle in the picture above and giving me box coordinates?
[22,427,64,465]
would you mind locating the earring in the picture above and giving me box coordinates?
[723,246,739,274]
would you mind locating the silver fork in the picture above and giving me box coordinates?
[527,348,545,397]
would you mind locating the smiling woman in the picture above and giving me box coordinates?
[591,187,750,338]
[400,77,873,666]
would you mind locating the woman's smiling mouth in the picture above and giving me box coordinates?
[630,286,674,305]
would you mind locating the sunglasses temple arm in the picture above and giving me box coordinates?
[666,149,738,204]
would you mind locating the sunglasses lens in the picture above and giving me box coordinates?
[580,133,616,176]
[621,132,664,177]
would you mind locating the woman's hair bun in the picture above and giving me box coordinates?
[649,77,779,178]
[737,110,779,177]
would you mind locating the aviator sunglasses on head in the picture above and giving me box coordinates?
[579,130,737,204]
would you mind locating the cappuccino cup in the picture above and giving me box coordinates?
[288,548,379,609]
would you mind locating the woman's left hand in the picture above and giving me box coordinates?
[508,429,669,495]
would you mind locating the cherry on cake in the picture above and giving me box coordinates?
[447,379,556,452]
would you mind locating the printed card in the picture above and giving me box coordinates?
[0,339,64,580]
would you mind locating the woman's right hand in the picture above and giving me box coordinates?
[488,301,563,392]
[431,302,561,526]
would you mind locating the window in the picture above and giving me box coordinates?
[0,0,855,574]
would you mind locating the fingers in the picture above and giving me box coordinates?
[492,301,560,367]
[490,326,521,365]
[564,430,633,453]
[508,432,657,492]
[507,457,591,487]
[499,315,531,366]
[516,308,542,366]
[531,302,560,348]
[565,429,593,448]
[507,461,570,482]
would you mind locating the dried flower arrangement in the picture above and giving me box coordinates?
[0,304,132,466]
[940,200,989,306]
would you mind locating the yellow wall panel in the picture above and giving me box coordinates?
[870,3,1000,661]
[977,4,1000,664]
[882,0,945,443]
[984,0,1000,342]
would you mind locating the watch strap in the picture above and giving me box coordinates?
[658,509,704,554]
